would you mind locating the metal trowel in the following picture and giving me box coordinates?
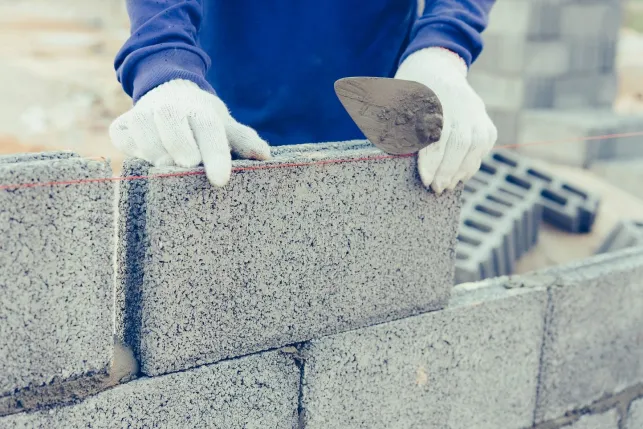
[334,77,443,155]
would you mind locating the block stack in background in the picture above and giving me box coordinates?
[469,0,643,178]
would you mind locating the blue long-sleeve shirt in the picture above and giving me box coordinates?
[115,0,494,146]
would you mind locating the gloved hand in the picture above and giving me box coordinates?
[395,47,497,194]
[109,79,270,186]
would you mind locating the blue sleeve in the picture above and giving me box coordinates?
[114,0,215,103]
[400,0,496,68]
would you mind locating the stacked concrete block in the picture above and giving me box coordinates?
[456,148,600,283]
[533,247,643,423]
[596,220,643,254]
[470,0,628,150]
[299,278,547,429]
[0,351,299,429]
[117,140,461,376]
[0,153,114,415]
[628,399,643,429]
[516,109,643,168]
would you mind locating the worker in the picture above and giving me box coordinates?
[110,0,497,194]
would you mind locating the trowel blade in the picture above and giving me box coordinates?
[334,77,443,155]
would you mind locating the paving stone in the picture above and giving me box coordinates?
[534,247,643,423]
[0,156,114,407]
[119,141,461,376]
[627,398,643,429]
[299,278,547,429]
[568,410,619,429]
[0,351,299,429]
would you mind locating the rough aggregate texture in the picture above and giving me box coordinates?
[567,410,619,429]
[534,247,643,423]
[300,278,547,429]
[628,398,643,429]
[122,141,461,376]
[0,351,299,429]
[0,155,114,403]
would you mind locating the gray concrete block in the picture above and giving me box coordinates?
[534,247,643,422]
[0,157,114,405]
[120,141,461,376]
[0,151,78,165]
[627,398,643,429]
[518,109,643,167]
[469,73,553,110]
[552,74,614,109]
[474,37,569,76]
[299,278,547,429]
[560,4,621,40]
[0,351,299,429]
[596,220,643,254]
[568,410,619,429]
[485,1,560,39]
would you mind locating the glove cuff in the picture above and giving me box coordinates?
[400,47,468,79]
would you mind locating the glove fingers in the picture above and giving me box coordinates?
[418,124,450,190]
[188,112,232,187]
[154,106,202,168]
[109,111,138,159]
[225,121,271,160]
[129,111,175,167]
[430,122,469,194]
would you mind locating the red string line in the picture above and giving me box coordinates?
[1,130,643,192]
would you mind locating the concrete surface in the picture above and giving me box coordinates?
[0,351,299,429]
[119,141,461,376]
[533,247,643,423]
[567,410,619,429]
[627,398,643,429]
[591,159,643,200]
[299,278,547,429]
[515,162,643,274]
[0,155,114,406]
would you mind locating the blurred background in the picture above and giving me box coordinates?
[0,0,642,275]
[0,0,642,173]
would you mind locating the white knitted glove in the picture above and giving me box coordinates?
[109,79,270,186]
[395,48,497,194]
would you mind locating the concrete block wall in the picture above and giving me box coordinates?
[470,0,643,166]
[2,146,643,428]
[0,153,115,415]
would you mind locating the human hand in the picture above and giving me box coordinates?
[109,79,270,186]
[395,48,497,194]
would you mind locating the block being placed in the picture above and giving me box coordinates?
[533,247,643,423]
[0,351,299,429]
[596,220,643,254]
[119,141,461,376]
[0,155,114,410]
[299,278,547,429]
